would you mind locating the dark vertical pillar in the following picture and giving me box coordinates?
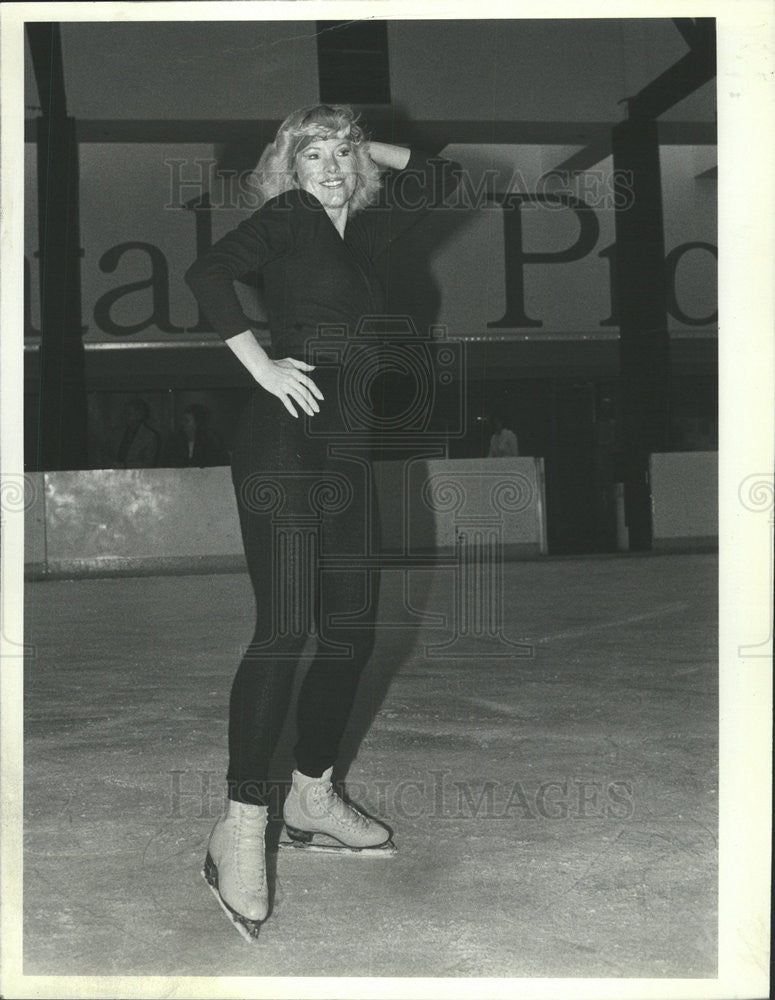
[28,23,88,470]
[612,119,670,550]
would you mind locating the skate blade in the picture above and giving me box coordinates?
[278,830,397,857]
[201,853,265,943]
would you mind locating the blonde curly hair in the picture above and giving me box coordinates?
[248,104,383,215]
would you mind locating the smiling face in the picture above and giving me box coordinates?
[294,134,358,211]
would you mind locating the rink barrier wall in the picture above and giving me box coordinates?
[649,452,718,552]
[24,458,548,579]
[23,453,718,578]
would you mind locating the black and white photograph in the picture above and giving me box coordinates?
[0,1,772,997]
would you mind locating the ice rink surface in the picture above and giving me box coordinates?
[23,553,717,977]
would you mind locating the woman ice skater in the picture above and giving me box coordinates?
[184,103,461,941]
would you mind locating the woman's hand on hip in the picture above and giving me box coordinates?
[222,331,323,418]
[255,356,324,418]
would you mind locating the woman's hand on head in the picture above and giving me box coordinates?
[362,141,411,172]
[254,356,324,418]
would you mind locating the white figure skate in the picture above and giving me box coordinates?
[202,800,269,942]
[280,767,396,856]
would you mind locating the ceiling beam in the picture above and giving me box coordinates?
[548,121,717,174]
[552,20,715,174]
[625,18,715,120]
[672,18,702,50]
[24,119,717,146]
[548,139,612,174]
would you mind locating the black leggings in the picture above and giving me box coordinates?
[227,367,380,805]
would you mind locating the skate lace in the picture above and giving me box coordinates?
[317,781,368,830]
[234,814,267,886]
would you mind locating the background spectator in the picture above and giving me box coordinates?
[162,403,229,467]
[487,410,519,457]
[102,398,160,468]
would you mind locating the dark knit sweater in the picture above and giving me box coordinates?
[183,148,461,358]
